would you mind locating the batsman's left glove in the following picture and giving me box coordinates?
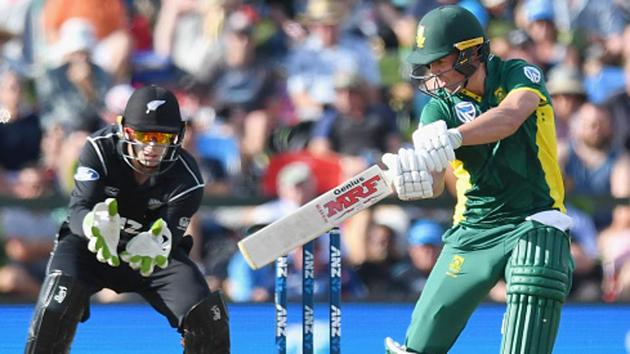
[412,120,462,172]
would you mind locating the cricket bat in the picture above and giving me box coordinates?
[238,164,394,269]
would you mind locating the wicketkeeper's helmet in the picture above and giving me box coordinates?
[118,85,185,174]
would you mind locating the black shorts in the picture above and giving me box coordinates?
[47,231,210,329]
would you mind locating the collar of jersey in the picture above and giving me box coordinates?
[459,88,482,102]
[457,55,501,103]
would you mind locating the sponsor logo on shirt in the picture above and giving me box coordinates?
[120,217,143,234]
[54,286,67,303]
[523,66,541,83]
[454,101,477,123]
[210,305,222,321]
[494,87,506,103]
[0,108,11,123]
[74,166,100,181]
[104,186,120,197]
[178,217,191,231]
[147,198,163,210]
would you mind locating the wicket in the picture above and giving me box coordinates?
[275,228,342,354]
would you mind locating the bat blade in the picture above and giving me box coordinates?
[238,165,392,269]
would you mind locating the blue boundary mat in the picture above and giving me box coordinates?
[3,303,629,353]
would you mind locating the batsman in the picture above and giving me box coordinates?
[382,5,574,354]
[25,86,230,353]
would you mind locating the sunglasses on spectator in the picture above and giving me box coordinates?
[124,127,177,145]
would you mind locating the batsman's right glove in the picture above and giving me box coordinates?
[82,198,121,267]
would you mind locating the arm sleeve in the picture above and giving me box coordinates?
[503,61,549,102]
[67,140,108,238]
[310,108,337,139]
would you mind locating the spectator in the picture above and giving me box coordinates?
[286,0,381,121]
[604,60,630,151]
[197,220,240,293]
[0,0,31,70]
[36,18,111,134]
[226,162,319,301]
[188,107,240,196]
[284,234,366,302]
[355,221,405,300]
[42,0,133,82]
[599,203,630,302]
[546,64,587,145]
[226,162,365,301]
[560,102,617,195]
[245,161,318,225]
[565,204,602,301]
[501,29,536,63]
[101,83,134,126]
[581,43,626,105]
[36,18,112,193]
[561,103,624,229]
[206,9,285,187]
[391,220,443,300]
[0,68,42,174]
[225,225,275,302]
[0,165,58,300]
[308,71,401,177]
[598,153,630,301]
[153,0,242,83]
[520,0,576,73]
[554,0,627,54]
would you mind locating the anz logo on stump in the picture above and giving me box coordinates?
[454,101,478,123]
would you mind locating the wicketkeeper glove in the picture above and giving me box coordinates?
[412,120,462,172]
[382,148,433,201]
[121,218,172,277]
[82,198,121,267]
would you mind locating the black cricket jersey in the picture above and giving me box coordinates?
[63,125,205,249]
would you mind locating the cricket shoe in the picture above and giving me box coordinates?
[385,337,416,353]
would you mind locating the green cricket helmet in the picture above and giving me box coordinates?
[408,5,489,98]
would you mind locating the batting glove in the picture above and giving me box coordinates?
[382,148,433,201]
[82,198,121,267]
[121,218,172,277]
[412,120,462,172]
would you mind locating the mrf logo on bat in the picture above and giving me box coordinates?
[316,171,389,223]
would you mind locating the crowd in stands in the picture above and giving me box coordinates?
[0,0,628,304]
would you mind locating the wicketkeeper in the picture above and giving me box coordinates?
[382,5,574,354]
[25,85,230,353]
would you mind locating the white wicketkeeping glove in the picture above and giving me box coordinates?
[82,198,121,267]
[120,218,172,277]
[412,120,462,172]
[382,148,433,201]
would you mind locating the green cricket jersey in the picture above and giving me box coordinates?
[420,55,565,227]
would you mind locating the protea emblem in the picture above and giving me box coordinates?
[416,25,426,49]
